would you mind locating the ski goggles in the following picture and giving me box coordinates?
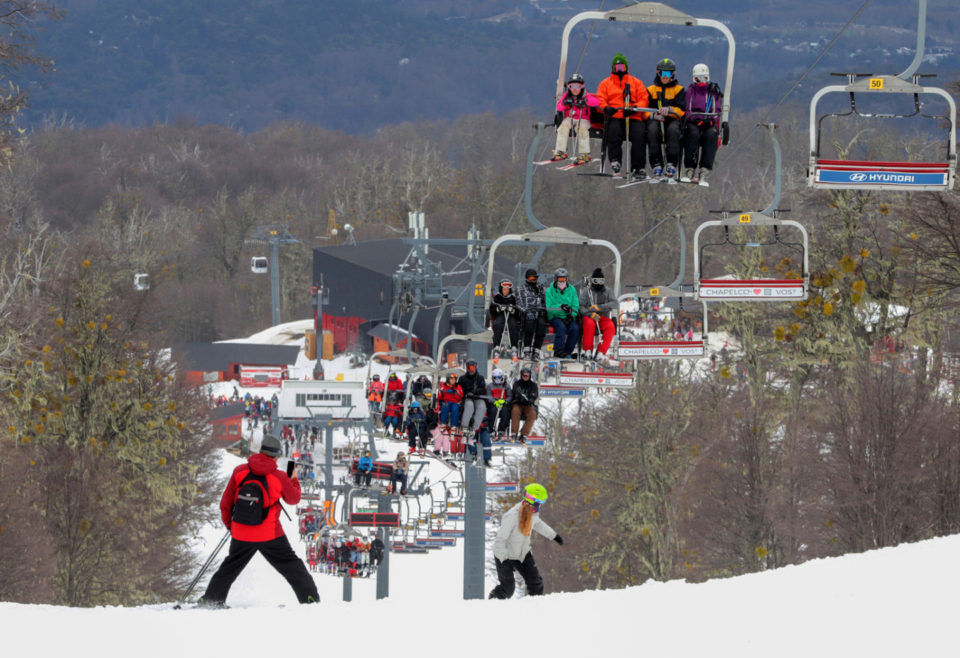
[526,276,538,283]
[613,63,627,73]
[556,276,568,283]
[590,277,605,286]
[567,83,584,91]
[659,70,673,79]
[523,492,546,511]
[501,282,513,289]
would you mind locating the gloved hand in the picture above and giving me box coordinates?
[657,106,671,117]
[602,106,616,117]
[554,110,563,128]
[574,98,586,108]
[561,304,572,314]
[622,107,639,116]
[563,96,574,106]
[554,534,563,545]
[494,399,505,409]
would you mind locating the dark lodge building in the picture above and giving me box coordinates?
[313,239,516,359]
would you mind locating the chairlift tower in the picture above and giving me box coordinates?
[246,225,300,327]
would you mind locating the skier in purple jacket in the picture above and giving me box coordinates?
[682,63,723,184]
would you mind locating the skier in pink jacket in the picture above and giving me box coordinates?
[552,73,601,164]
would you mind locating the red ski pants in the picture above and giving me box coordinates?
[581,316,616,355]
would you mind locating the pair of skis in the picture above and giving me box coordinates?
[533,157,596,171]
[616,174,710,189]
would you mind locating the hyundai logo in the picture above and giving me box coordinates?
[849,173,868,182]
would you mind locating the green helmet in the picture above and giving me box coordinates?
[524,482,549,504]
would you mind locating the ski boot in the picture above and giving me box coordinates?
[550,150,568,162]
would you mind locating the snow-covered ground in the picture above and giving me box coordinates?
[3,319,956,656]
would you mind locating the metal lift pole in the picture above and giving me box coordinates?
[462,460,487,600]
[898,0,927,81]
[270,238,281,327]
[376,493,391,599]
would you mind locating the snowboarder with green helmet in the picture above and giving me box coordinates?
[489,482,563,599]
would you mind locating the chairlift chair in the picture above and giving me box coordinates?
[556,2,735,174]
[616,288,707,360]
[251,256,268,274]
[693,211,809,302]
[808,73,957,191]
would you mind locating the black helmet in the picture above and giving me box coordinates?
[656,58,677,73]
[567,72,585,85]
[520,367,532,377]
[372,374,380,381]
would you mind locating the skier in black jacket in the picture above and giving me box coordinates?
[510,367,539,443]
[489,279,520,361]
[458,360,488,439]
[515,269,547,361]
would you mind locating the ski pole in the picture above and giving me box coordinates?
[174,529,230,608]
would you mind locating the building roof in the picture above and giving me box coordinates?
[172,343,300,372]
[211,403,246,422]
[314,239,515,284]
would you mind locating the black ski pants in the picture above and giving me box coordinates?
[646,118,682,168]
[605,117,647,171]
[489,553,544,599]
[683,122,719,170]
[521,310,547,350]
[202,534,319,605]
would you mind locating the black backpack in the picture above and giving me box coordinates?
[231,471,274,525]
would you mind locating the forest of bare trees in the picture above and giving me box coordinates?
[1,3,959,601]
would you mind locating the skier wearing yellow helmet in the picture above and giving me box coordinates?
[489,483,563,599]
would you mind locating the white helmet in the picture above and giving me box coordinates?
[491,368,505,382]
[692,63,710,84]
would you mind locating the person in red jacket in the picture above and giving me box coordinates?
[199,435,319,607]
[595,53,650,179]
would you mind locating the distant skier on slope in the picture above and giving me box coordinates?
[489,483,563,599]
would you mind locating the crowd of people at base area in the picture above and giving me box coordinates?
[306,535,384,577]
[243,393,277,430]
[489,266,620,366]
[277,423,320,458]
[552,54,724,184]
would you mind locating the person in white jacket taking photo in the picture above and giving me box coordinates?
[489,482,563,599]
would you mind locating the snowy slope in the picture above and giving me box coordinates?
[4,320,955,656]
[3,532,957,656]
